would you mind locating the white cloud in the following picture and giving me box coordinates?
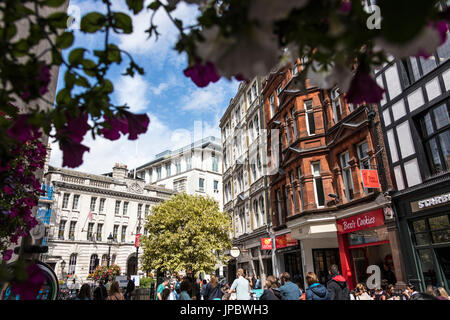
[115,74,149,112]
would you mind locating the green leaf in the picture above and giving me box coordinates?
[68,48,86,65]
[80,12,106,33]
[75,75,90,88]
[81,59,97,76]
[64,71,76,90]
[107,44,122,63]
[56,88,71,105]
[55,32,74,49]
[43,0,67,7]
[113,12,133,34]
[47,12,69,29]
[51,48,63,65]
[148,1,161,11]
[126,0,145,14]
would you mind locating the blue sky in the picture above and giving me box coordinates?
[49,0,239,174]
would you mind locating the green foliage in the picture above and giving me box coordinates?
[141,193,232,275]
[139,277,155,288]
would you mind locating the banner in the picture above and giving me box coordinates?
[275,233,298,249]
[261,238,272,250]
[135,234,141,248]
[361,169,381,188]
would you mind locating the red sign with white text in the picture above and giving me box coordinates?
[135,234,141,248]
[361,169,381,188]
[337,209,385,235]
[275,233,298,249]
[261,238,272,250]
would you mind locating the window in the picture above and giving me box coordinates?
[276,189,283,225]
[165,163,171,177]
[186,156,192,170]
[89,254,98,274]
[69,221,76,240]
[254,115,260,134]
[123,202,128,215]
[115,200,121,215]
[113,225,119,242]
[68,253,77,275]
[148,168,153,183]
[99,198,105,213]
[247,89,253,105]
[101,254,107,267]
[212,152,219,172]
[111,254,116,265]
[253,200,259,229]
[251,162,257,181]
[396,121,416,159]
[175,160,181,174]
[87,223,94,241]
[284,186,291,217]
[284,114,290,146]
[305,100,316,135]
[58,220,66,240]
[252,82,257,100]
[358,141,374,193]
[138,203,143,218]
[145,204,150,217]
[270,94,275,118]
[121,226,127,242]
[291,108,297,139]
[297,166,304,211]
[62,193,70,209]
[259,197,265,225]
[340,151,354,201]
[214,180,219,191]
[199,178,205,192]
[156,166,162,179]
[276,84,282,98]
[96,223,103,241]
[72,195,80,210]
[331,88,342,123]
[384,64,402,100]
[419,103,450,175]
[411,214,450,246]
[290,172,299,211]
[292,64,298,76]
[387,129,399,163]
[312,162,325,207]
[90,197,97,212]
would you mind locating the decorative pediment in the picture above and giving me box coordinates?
[327,120,368,147]
[128,182,143,194]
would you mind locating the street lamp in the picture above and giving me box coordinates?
[107,233,114,267]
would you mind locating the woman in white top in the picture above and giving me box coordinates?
[353,283,373,300]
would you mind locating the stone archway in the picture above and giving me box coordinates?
[127,255,137,276]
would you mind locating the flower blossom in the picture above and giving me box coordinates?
[11,263,46,300]
[307,62,353,93]
[60,139,90,168]
[183,61,220,88]
[2,250,13,261]
[346,67,385,104]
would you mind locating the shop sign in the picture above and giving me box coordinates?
[410,193,450,213]
[261,238,272,250]
[337,209,385,235]
[275,233,298,249]
[361,169,381,189]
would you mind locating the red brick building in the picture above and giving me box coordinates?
[262,59,406,289]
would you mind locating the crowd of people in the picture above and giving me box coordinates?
[62,265,450,301]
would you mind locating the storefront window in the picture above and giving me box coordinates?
[347,226,389,246]
[411,214,450,245]
[313,249,340,285]
[418,249,439,287]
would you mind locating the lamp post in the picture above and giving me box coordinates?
[107,233,113,268]
[60,259,66,281]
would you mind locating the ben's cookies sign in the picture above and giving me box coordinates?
[337,209,385,234]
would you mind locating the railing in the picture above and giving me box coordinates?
[89,180,110,189]
[62,175,85,184]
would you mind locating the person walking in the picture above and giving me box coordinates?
[279,272,301,300]
[203,275,224,300]
[161,288,171,300]
[93,280,107,300]
[305,272,329,300]
[352,283,373,300]
[434,287,450,300]
[75,283,92,300]
[259,275,282,300]
[326,264,350,300]
[402,283,419,300]
[228,269,251,300]
[178,279,192,300]
[168,282,178,300]
[156,278,169,300]
[125,275,135,300]
[255,276,261,290]
[106,281,125,300]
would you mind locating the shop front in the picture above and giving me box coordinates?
[336,208,396,290]
[274,233,304,285]
[395,185,450,292]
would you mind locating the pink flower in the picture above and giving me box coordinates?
[7,114,38,143]
[2,250,13,261]
[346,67,385,104]
[11,263,46,300]
[122,111,150,140]
[38,65,51,96]
[63,112,91,143]
[183,62,220,88]
[3,185,14,195]
[59,139,90,168]
[101,116,129,141]
[339,1,351,13]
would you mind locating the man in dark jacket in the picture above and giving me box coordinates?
[125,275,135,300]
[279,272,301,300]
[93,280,107,300]
[327,264,350,300]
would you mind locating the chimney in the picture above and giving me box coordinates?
[112,163,128,180]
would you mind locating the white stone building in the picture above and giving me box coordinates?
[41,164,175,283]
[135,136,223,211]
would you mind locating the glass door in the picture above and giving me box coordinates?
[435,247,450,291]
[351,248,369,285]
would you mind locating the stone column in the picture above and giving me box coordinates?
[386,216,408,289]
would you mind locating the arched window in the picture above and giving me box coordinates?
[101,254,108,267]
[259,197,265,225]
[111,254,117,265]
[68,253,77,275]
[253,200,259,229]
[89,254,98,274]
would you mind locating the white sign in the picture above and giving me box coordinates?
[131,275,140,287]
[115,276,128,288]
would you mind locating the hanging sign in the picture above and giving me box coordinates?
[261,238,272,250]
[135,234,141,248]
[361,169,381,188]
[275,233,298,249]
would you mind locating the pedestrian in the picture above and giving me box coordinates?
[106,281,125,300]
[203,275,224,300]
[178,279,192,300]
[385,284,399,300]
[434,287,450,300]
[402,283,419,300]
[75,283,92,300]
[251,275,257,289]
[255,276,261,289]
[305,272,329,300]
[93,280,107,300]
[326,264,350,300]
[352,283,373,300]
[381,262,397,285]
[410,292,439,300]
[426,284,436,296]
[228,268,251,300]
[156,278,169,300]
[200,279,208,300]
[168,282,178,300]
[259,275,282,300]
[125,275,135,300]
[279,272,301,300]
[161,288,171,300]
[175,276,181,294]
